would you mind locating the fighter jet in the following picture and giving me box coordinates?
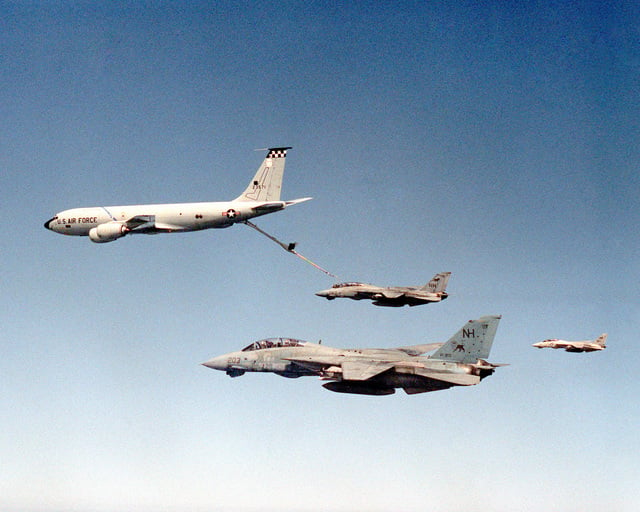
[532,333,607,352]
[202,315,505,395]
[44,147,310,243]
[315,272,451,307]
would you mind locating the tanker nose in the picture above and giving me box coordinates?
[44,216,57,231]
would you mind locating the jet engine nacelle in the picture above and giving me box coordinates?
[89,222,129,243]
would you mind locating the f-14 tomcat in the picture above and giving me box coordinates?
[202,315,505,396]
[44,147,310,243]
[532,333,607,352]
[315,272,451,307]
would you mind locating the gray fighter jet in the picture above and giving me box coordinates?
[202,315,504,395]
[532,333,607,352]
[315,272,451,307]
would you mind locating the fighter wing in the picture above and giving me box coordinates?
[341,361,395,380]
[396,343,444,356]
[283,355,337,372]
[377,290,405,299]
[284,356,394,380]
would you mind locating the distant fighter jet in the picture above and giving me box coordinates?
[532,334,607,352]
[202,315,505,395]
[315,272,451,307]
[44,147,310,243]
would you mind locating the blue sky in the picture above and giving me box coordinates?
[2,2,638,511]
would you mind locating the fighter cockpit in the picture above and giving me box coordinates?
[241,338,306,352]
[332,282,363,288]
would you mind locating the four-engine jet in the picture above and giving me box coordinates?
[532,333,607,352]
[315,272,451,307]
[202,315,505,395]
[44,147,310,243]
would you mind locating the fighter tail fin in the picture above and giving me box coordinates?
[421,272,451,293]
[596,333,608,347]
[235,147,291,202]
[430,315,501,364]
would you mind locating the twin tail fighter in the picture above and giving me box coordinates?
[202,315,505,396]
[532,334,607,352]
[44,148,310,243]
[315,272,451,307]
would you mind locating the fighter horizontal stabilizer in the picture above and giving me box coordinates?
[341,361,395,381]
[472,360,509,370]
[413,369,481,386]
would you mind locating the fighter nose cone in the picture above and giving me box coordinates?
[201,356,226,370]
[315,289,336,300]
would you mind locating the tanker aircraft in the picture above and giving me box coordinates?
[532,333,607,352]
[315,272,451,307]
[44,147,310,243]
[202,315,505,395]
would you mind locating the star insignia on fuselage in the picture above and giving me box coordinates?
[224,209,237,219]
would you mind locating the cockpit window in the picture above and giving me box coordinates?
[332,282,363,288]
[242,338,305,352]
